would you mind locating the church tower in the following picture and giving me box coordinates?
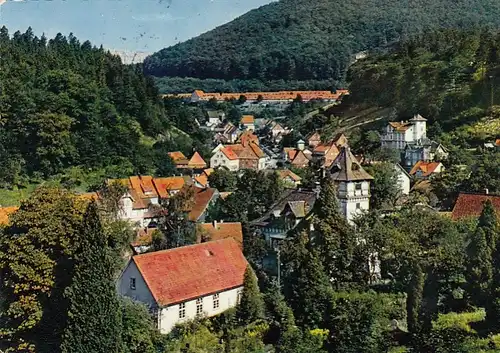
[329,147,374,223]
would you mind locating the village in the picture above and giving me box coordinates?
[1,88,496,336]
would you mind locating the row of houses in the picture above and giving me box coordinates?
[164,89,350,104]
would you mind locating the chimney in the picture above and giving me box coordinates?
[485,188,489,195]
[213,220,217,228]
[220,219,224,224]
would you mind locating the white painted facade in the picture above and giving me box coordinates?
[118,194,158,228]
[118,261,243,334]
[381,125,415,150]
[337,180,371,223]
[394,164,411,195]
[210,150,239,171]
[157,287,242,333]
[381,116,427,150]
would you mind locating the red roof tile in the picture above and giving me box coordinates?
[188,152,207,168]
[153,177,187,199]
[198,222,243,248]
[168,151,189,166]
[409,161,443,177]
[451,193,500,220]
[241,115,255,124]
[221,146,239,160]
[188,188,218,221]
[132,238,248,306]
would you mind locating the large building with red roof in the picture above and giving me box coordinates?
[162,89,349,104]
[118,238,248,333]
[451,192,500,220]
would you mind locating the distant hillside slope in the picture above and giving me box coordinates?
[346,28,500,146]
[144,0,500,82]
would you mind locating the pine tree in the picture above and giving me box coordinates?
[465,227,493,307]
[282,230,333,328]
[479,200,498,251]
[313,177,356,289]
[61,201,122,353]
[407,263,425,336]
[237,266,265,325]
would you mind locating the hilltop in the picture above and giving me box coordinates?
[144,0,500,83]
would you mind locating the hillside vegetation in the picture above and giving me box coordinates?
[0,27,197,189]
[144,0,500,82]
[347,28,500,145]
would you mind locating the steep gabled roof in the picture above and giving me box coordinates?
[220,146,239,160]
[329,147,374,181]
[451,192,500,220]
[277,169,302,182]
[131,238,248,306]
[409,161,443,177]
[188,188,218,221]
[168,151,189,165]
[153,176,188,199]
[188,152,207,168]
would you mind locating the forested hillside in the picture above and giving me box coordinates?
[144,0,500,83]
[347,28,500,145]
[0,27,175,188]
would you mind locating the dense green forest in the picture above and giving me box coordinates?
[0,27,166,186]
[347,28,500,145]
[154,76,339,94]
[0,28,217,191]
[144,0,500,82]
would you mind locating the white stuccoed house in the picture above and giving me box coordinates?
[329,147,374,224]
[117,238,247,334]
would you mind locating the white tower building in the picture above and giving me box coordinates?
[410,114,427,141]
[329,147,374,223]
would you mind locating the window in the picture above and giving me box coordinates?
[356,203,361,210]
[179,302,186,319]
[237,290,243,305]
[355,183,362,191]
[213,293,220,309]
[196,298,203,315]
[130,277,136,290]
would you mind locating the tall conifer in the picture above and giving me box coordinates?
[61,201,122,353]
[237,266,265,325]
[313,177,356,289]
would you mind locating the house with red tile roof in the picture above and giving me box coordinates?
[194,168,214,189]
[109,176,161,227]
[153,176,189,199]
[240,115,255,131]
[276,169,302,188]
[306,131,322,148]
[118,238,248,334]
[182,89,348,104]
[451,192,500,220]
[211,141,266,171]
[313,140,340,168]
[168,151,189,167]
[198,221,243,248]
[188,188,219,222]
[409,161,444,178]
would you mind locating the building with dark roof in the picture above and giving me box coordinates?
[329,147,373,223]
[252,189,317,247]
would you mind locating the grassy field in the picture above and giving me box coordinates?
[0,184,38,207]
